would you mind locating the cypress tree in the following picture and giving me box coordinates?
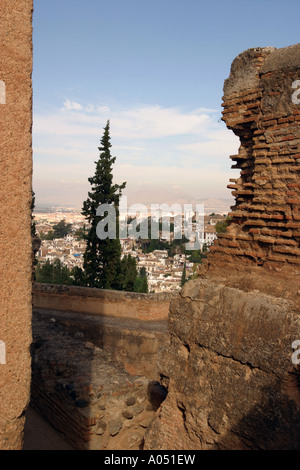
[119,255,138,292]
[134,266,148,293]
[181,262,187,287]
[31,191,41,280]
[81,121,126,289]
[35,259,54,284]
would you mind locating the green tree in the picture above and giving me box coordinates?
[134,266,148,293]
[52,259,72,284]
[70,266,86,286]
[53,219,72,238]
[31,191,41,280]
[81,121,126,289]
[118,255,138,292]
[40,230,55,241]
[181,262,187,287]
[188,250,203,264]
[35,259,53,283]
[215,216,232,234]
[31,191,37,237]
[74,225,87,240]
[35,259,73,285]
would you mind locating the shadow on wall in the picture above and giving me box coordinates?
[143,362,300,450]
[143,277,300,451]
[217,370,300,450]
[32,283,174,322]
[24,308,169,450]
[32,303,170,380]
[24,285,300,450]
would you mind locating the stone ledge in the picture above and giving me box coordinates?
[33,283,175,321]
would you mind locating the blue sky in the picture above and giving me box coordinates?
[32,0,300,209]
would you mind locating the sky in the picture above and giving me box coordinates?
[32,0,300,210]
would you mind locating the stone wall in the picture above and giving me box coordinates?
[33,307,169,380]
[144,279,300,450]
[0,0,33,450]
[144,44,300,450]
[33,283,174,321]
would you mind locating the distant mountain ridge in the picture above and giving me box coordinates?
[35,188,234,215]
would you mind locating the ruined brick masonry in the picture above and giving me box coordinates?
[207,45,300,298]
[144,44,300,450]
[0,1,33,450]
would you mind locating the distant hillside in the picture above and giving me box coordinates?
[123,188,233,214]
[34,190,234,215]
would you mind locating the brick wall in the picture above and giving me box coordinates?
[207,45,300,283]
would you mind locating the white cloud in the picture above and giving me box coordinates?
[34,101,216,140]
[111,106,211,139]
[179,131,239,159]
[33,99,240,206]
[62,99,84,111]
